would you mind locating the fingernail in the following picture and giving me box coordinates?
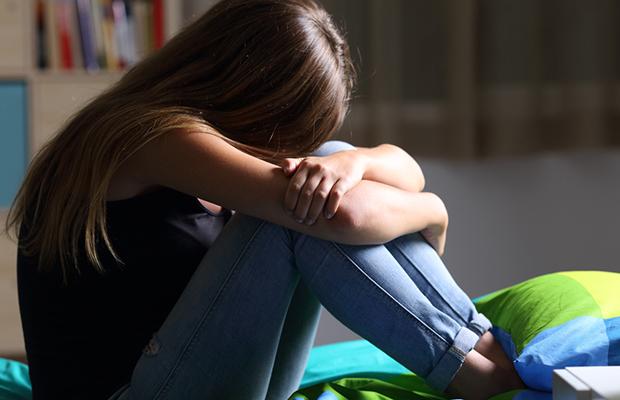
[295,218,304,224]
[306,219,316,225]
[325,212,334,219]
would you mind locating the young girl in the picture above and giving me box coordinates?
[7,0,524,398]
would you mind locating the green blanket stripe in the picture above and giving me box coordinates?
[292,375,447,400]
[488,390,522,400]
[474,273,601,352]
[558,271,620,319]
[293,376,526,400]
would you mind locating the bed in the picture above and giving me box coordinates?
[2,271,618,400]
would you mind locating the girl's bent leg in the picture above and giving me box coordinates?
[384,233,491,336]
[112,215,481,399]
[316,141,491,337]
[113,215,304,400]
[290,232,483,391]
[264,140,349,398]
[265,281,321,399]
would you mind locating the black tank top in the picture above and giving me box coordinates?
[17,187,232,399]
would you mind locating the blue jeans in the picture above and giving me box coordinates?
[110,141,491,400]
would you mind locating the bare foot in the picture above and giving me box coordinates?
[474,331,513,371]
[446,349,525,400]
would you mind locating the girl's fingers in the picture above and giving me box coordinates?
[284,166,309,212]
[293,172,323,222]
[304,179,333,225]
[324,179,348,219]
[281,158,302,177]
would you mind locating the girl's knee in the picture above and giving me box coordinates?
[312,140,355,157]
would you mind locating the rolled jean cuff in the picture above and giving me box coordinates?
[466,312,492,337]
[425,326,480,392]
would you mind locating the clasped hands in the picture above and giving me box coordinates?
[279,149,448,255]
[280,150,365,225]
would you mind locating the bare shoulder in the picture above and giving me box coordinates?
[107,159,157,201]
[108,129,280,208]
[107,130,230,203]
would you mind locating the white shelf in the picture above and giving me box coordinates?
[31,70,124,83]
[0,68,32,80]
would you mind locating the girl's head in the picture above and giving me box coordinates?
[7,0,355,279]
[123,0,356,157]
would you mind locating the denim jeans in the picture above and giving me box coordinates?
[110,141,491,400]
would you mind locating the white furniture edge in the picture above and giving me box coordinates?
[554,367,620,400]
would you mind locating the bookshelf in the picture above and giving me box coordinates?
[0,0,191,358]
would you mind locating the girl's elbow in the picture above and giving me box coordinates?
[328,202,389,245]
[415,169,426,192]
[325,203,360,241]
[411,160,426,192]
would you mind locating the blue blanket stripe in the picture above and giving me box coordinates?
[494,316,620,392]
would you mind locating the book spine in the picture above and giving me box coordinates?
[76,0,98,71]
[133,0,153,60]
[36,0,48,69]
[90,0,106,68]
[111,0,128,69]
[101,0,119,70]
[123,0,137,66]
[56,1,74,69]
[67,0,84,70]
[45,0,60,70]
[163,0,182,41]
[152,0,164,49]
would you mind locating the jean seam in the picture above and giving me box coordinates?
[387,239,471,327]
[304,251,330,287]
[153,219,268,399]
[330,242,452,347]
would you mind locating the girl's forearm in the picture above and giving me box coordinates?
[325,180,447,245]
[356,144,425,193]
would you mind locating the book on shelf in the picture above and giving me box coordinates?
[36,0,167,72]
[36,0,48,69]
[76,0,98,70]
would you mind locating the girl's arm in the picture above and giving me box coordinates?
[354,144,425,193]
[123,130,445,247]
[337,182,448,253]
[281,143,424,195]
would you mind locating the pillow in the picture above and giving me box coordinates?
[474,270,620,391]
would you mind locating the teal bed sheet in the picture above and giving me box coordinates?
[0,358,30,400]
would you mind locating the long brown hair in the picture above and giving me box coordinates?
[5,0,355,280]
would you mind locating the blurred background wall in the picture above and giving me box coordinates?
[0,0,619,357]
